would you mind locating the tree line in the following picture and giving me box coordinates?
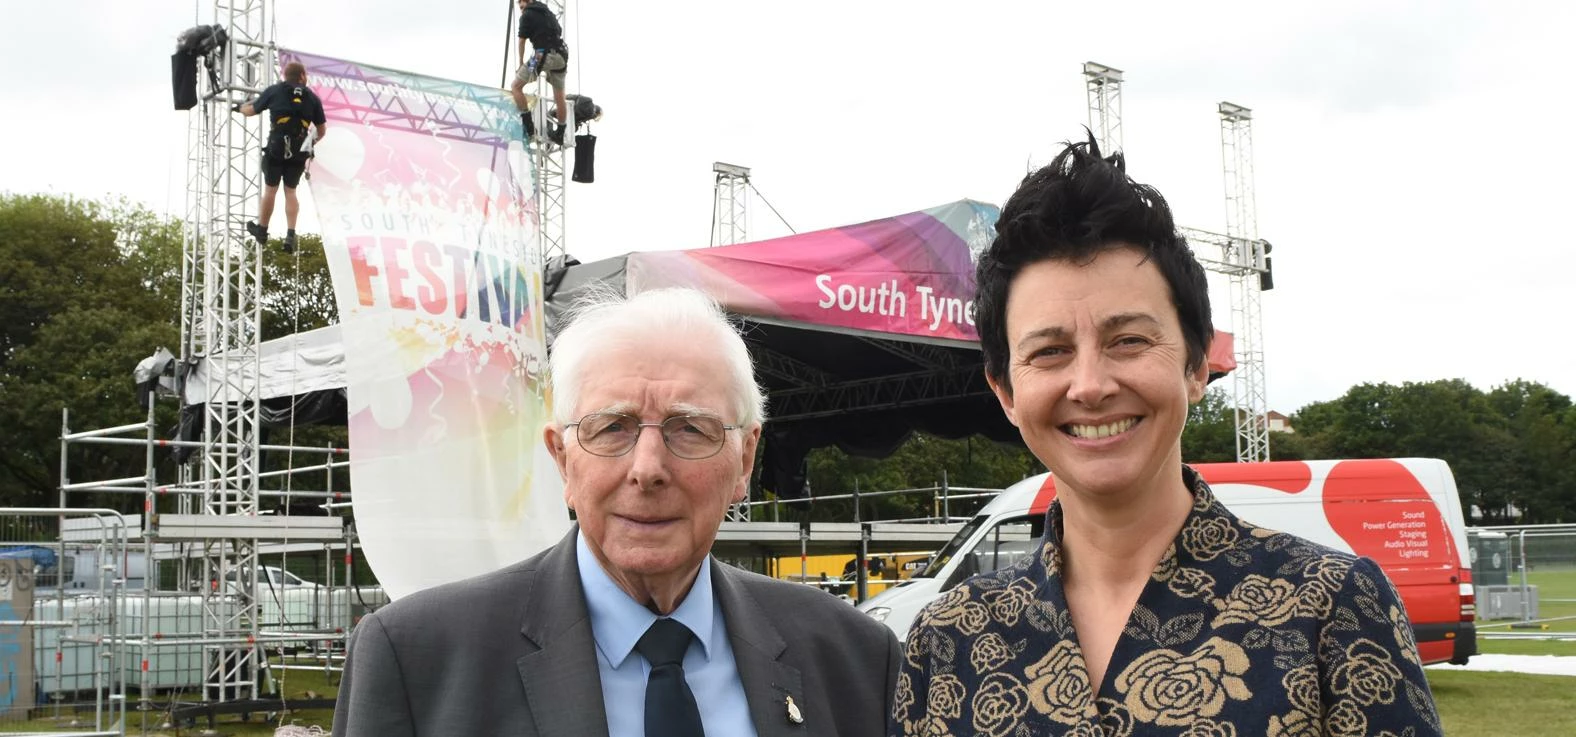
[2,194,1570,526]
[0,193,344,515]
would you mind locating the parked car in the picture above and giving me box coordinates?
[221,565,322,595]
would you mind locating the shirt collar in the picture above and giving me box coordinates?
[576,531,717,668]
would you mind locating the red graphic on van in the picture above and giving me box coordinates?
[1197,461,1313,494]
[1322,459,1451,567]
[1027,460,1316,515]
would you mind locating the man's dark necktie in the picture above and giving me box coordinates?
[635,618,705,737]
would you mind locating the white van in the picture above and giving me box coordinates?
[857,458,1476,665]
[24,546,149,594]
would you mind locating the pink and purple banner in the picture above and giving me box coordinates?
[284,49,568,600]
[628,201,997,344]
[625,200,1236,373]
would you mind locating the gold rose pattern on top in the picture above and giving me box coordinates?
[891,467,1443,737]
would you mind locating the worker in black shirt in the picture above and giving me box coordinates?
[509,0,569,145]
[235,61,326,253]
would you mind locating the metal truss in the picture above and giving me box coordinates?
[290,57,516,148]
[1078,61,1272,463]
[180,0,270,705]
[1181,226,1267,277]
[532,0,572,265]
[1219,102,1270,462]
[533,132,569,264]
[712,162,750,246]
[855,336,964,371]
[1084,62,1124,154]
[768,366,992,423]
[750,344,836,389]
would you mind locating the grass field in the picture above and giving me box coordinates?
[0,660,338,736]
[1431,670,1576,735]
[4,627,1576,735]
[1442,569,1576,737]
[1476,567,1576,634]
[1477,636,1576,657]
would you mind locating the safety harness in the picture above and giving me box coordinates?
[266,84,312,161]
[523,3,570,64]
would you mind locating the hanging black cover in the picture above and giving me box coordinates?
[171,52,198,110]
[176,24,228,56]
[572,134,596,183]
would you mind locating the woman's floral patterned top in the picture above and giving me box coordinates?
[892,467,1443,737]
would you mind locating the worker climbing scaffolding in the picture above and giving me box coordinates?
[510,0,569,145]
[233,61,326,254]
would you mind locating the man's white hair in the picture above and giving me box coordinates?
[549,286,766,428]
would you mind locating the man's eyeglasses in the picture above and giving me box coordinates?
[565,412,743,460]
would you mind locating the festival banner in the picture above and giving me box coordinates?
[625,199,1236,373]
[282,49,567,600]
[627,200,1000,344]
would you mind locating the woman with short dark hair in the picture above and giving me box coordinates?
[891,137,1442,737]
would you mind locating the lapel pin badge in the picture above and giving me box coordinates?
[785,694,803,724]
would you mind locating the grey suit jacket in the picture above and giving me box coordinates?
[332,528,901,736]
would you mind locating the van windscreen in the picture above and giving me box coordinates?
[914,516,985,578]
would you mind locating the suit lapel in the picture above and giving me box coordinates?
[713,562,807,737]
[516,528,611,737]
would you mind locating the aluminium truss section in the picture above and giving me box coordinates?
[767,365,993,424]
[180,0,272,707]
[1083,62,1124,154]
[302,55,522,145]
[1218,101,1270,463]
[531,0,573,264]
[856,336,966,371]
[712,162,750,246]
[534,138,570,264]
[714,162,752,519]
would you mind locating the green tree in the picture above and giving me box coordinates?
[0,195,345,512]
[255,233,349,514]
[0,195,182,508]
[1182,386,1237,463]
[799,433,1039,523]
[1486,380,1576,523]
[1268,429,1316,461]
[261,234,337,338]
[1292,383,1404,460]
[1182,386,1310,463]
[1291,380,1535,524]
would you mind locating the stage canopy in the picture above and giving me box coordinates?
[545,200,1236,497]
[185,199,1236,499]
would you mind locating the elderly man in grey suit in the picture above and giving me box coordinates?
[332,287,901,737]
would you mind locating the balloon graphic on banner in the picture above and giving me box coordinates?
[312,127,365,182]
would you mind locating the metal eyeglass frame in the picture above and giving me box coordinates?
[564,412,744,460]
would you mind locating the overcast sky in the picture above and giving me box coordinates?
[4,0,1573,414]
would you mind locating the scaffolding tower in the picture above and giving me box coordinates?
[714,161,753,522]
[529,0,574,265]
[180,0,272,704]
[172,0,355,712]
[1083,62,1124,154]
[1217,101,1270,462]
[1077,65,1273,463]
[711,162,751,247]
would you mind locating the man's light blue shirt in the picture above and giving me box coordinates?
[576,532,758,737]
